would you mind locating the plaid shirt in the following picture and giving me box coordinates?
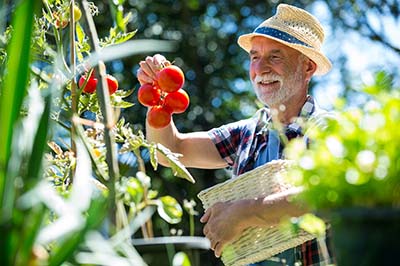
[208,96,334,265]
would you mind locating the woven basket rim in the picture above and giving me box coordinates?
[197,159,314,266]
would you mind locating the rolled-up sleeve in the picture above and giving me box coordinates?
[207,120,249,167]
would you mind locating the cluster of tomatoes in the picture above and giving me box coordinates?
[78,71,119,95]
[138,65,190,129]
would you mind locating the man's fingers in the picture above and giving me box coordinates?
[200,208,211,223]
[145,56,162,76]
[139,60,156,79]
[214,242,224,258]
[137,68,153,85]
[210,238,219,251]
[202,223,209,236]
[137,54,172,85]
[153,54,169,67]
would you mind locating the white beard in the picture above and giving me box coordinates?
[252,60,305,107]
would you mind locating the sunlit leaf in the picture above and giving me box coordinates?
[156,144,195,183]
[115,88,135,98]
[112,99,134,109]
[149,143,158,171]
[0,0,41,216]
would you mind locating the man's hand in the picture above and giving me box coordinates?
[137,54,171,85]
[200,200,249,258]
[199,188,308,258]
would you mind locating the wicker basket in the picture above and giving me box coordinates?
[197,160,315,266]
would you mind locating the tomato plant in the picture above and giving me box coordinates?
[147,105,172,129]
[156,65,185,93]
[164,89,190,114]
[0,1,199,265]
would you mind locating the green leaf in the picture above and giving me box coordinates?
[111,99,134,109]
[75,22,88,62]
[100,30,137,47]
[115,87,135,98]
[26,93,51,182]
[0,0,41,215]
[48,195,108,266]
[73,123,109,182]
[13,204,46,266]
[156,144,195,183]
[157,196,182,224]
[149,143,158,171]
[115,7,126,32]
[76,22,85,43]
[119,129,144,153]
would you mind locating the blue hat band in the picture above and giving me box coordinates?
[254,26,313,48]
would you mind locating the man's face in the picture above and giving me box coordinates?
[249,37,308,108]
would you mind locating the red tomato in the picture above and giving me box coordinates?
[79,75,98,94]
[163,89,190,114]
[106,74,118,95]
[138,83,162,107]
[156,65,185,93]
[147,105,172,129]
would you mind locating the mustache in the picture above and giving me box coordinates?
[253,74,282,84]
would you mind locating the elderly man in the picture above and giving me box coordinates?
[137,4,333,265]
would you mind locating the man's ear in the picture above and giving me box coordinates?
[305,59,317,81]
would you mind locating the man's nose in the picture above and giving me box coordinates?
[255,58,273,75]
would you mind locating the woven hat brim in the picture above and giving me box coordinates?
[238,33,332,76]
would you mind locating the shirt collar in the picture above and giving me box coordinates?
[288,95,316,132]
[256,95,317,134]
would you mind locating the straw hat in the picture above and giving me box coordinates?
[238,4,332,75]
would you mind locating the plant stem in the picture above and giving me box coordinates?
[70,0,77,166]
[43,0,70,75]
[82,0,119,234]
[134,148,146,173]
[190,213,194,237]
[133,148,154,238]
[116,200,129,231]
